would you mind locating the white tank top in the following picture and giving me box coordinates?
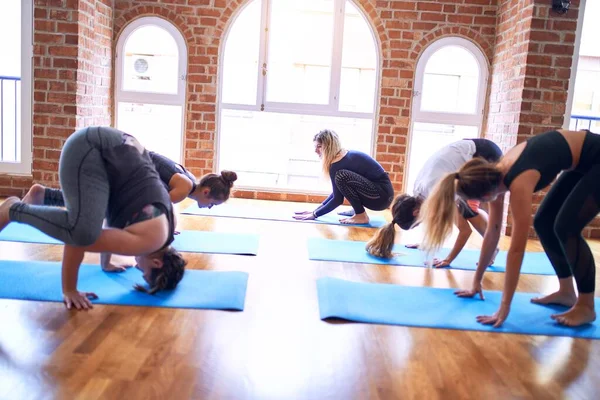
[413,140,476,199]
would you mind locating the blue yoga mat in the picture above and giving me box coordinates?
[307,238,555,275]
[0,223,259,256]
[317,277,600,339]
[0,260,248,310]
[182,203,387,228]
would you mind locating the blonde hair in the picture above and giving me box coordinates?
[418,173,458,256]
[314,129,343,176]
[419,158,502,255]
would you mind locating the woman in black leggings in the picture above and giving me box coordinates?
[419,128,599,328]
[293,129,394,225]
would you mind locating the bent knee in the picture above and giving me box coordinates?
[533,212,553,233]
[69,226,101,247]
[334,169,351,183]
[553,219,579,244]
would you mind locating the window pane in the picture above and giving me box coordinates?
[265,0,334,104]
[122,25,179,95]
[579,0,600,57]
[421,46,479,114]
[219,108,373,191]
[339,1,377,113]
[0,1,21,162]
[221,0,261,105]
[117,102,183,163]
[406,122,478,195]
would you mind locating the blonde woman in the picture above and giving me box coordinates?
[420,129,599,328]
[293,129,394,225]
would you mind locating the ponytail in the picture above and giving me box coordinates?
[366,222,397,259]
[418,173,457,255]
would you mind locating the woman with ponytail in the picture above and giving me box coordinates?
[293,129,394,225]
[421,128,600,328]
[367,139,502,264]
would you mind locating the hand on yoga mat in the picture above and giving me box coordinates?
[454,282,485,300]
[432,258,451,268]
[101,263,133,273]
[63,290,98,310]
[476,304,510,328]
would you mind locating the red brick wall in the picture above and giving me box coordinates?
[30,1,79,188]
[109,0,497,202]
[485,0,594,238]
[1,0,582,227]
[77,0,113,129]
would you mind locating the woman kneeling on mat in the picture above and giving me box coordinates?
[0,126,187,310]
[367,139,502,266]
[293,129,394,225]
[420,129,599,328]
[149,151,237,209]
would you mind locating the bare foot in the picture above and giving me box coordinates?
[340,213,369,225]
[531,291,577,307]
[338,209,354,217]
[552,304,596,327]
[22,184,45,205]
[0,197,20,231]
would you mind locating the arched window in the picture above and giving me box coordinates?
[115,17,187,163]
[406,37,489,193]
[218,0,379,192]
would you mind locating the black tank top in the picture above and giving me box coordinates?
[503,130,573,192]
[149,151,197,195]
[99,129,176,248]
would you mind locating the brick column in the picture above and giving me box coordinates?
[486,0,586,237]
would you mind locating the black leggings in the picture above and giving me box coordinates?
[334,170,393,214]
[534,167,600,293]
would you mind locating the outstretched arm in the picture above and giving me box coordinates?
[474,194,505,281]
[313,180,344,217]
[455,194,504,298]
[62,245,97,310]
[434,211,471,267]
[477,186,533,327]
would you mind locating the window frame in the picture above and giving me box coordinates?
[216,0,381,192]
[412,36,489,127]
[0,0,33,175]
[405,36,489,192]
[114,16,188,163]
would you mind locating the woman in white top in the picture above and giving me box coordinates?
[366,138,503,266]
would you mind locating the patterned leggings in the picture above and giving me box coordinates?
[334,169,393,214]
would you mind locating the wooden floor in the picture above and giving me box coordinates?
[1,197,600,400]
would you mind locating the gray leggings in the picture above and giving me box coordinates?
[9,127,123,246]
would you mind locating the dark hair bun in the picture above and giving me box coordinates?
[220,170,238,186]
